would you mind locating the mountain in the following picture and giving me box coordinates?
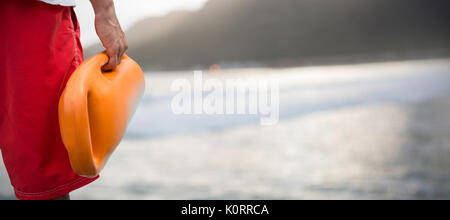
[85,0,450,71]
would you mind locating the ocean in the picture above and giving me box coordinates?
[1,58,450,199]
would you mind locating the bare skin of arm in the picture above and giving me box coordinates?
[51,0,127,200]
[90,0,128,72]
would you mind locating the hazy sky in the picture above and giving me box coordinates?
[74,0,209,47]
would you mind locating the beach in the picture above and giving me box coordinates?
[1,59,450,199]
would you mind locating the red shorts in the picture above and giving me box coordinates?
[0,0,98,200]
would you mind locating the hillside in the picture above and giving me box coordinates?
[85,0,450,71]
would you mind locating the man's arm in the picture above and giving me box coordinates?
[90,0,128,72]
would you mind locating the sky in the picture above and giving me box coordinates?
[74,0,209,47]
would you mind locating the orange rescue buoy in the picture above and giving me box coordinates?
[58,53,145,178]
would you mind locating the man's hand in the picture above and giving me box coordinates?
[90,0,128,72]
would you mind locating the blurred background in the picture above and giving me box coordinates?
[1,0,450,199]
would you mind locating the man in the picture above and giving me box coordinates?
[0,0,128,200]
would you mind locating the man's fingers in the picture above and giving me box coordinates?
[102,50,118,72]
[117,42,128,64]
[101,41,127,72]
[116,50,123,66]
